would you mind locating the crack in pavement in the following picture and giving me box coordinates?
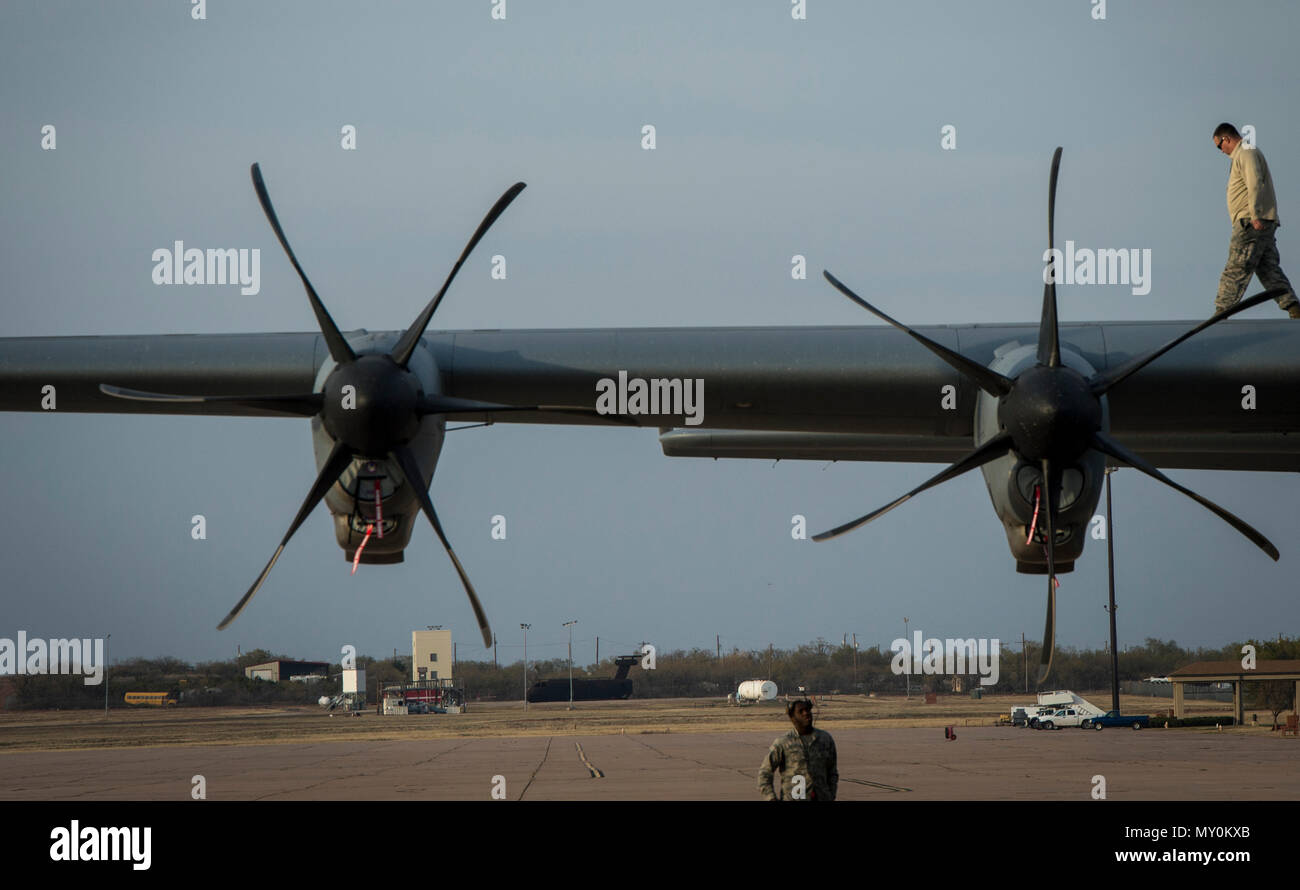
[518,736,552,800]
[840,777,912,792]
[628,735,754,780]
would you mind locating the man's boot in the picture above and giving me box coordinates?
[1289,303,1300,319]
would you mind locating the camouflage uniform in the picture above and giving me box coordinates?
[757,728,838,801]
[1215,143,1297,314]
[1217,220,1296,313]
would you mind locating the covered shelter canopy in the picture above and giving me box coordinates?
[1169,660,1300,722]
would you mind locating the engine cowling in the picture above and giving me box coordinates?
[975,342,1108,573]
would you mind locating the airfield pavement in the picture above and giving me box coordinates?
[0,695,1296,801]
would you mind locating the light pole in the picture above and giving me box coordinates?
[563,620,577,709]
[1104,466,1120,714]
[903,617,910,699]
[104,633,110,717]
[520,624,530,711]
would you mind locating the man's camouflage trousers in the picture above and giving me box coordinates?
[1215,219,1297,314]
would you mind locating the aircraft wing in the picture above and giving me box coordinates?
[0,332,322,417]
[2,320,1297,471]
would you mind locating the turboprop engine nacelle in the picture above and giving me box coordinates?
[974,342,1108,574]
[312,331,447,564]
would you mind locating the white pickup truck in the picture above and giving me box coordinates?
[1017,691,1106,728]
[1035,707,1088,730]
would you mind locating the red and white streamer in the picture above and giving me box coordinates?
[351,523,374,574]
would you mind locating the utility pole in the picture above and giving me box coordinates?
[493,634,497,667]
[1105,467,1120,713]
[716,634,720,660]
[595,637,599,666]
[904,617,910,699]
[563,620,578,709]
[104,633,111,717]
[852,633,858,686]
[520,624,530,711]
[1022,633,1028,694]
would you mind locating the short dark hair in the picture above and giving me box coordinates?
[787,698,813,717]
[1213,122,1240,140]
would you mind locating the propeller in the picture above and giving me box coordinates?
[391,182,527,369]
[812,433,1014,541]
[100,165,584,643]
[1038,459,1058,684]
[251,164,356,366]
[817,147,1280,683]
[1038,148,1063,369]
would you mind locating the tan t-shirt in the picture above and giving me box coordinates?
[1227,142,1279,225]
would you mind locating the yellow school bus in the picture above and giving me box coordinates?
[123,691,178,706]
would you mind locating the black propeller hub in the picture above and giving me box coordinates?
[998,364,1101,464]
[321,355,423,456]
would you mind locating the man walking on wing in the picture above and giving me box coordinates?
[1212,123,1299,318]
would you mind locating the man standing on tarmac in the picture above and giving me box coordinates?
[1212,123,1299,318]
[758,699,838,801]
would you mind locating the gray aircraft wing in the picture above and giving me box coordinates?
[2,319,1297,471]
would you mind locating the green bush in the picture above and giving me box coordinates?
[1149,715,1235,728]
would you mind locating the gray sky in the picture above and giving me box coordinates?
[1,0,1297,668]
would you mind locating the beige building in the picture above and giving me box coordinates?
[244,660,330,682]
[412,630,453,684]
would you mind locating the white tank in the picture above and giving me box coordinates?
[318,696,331,707]
[737,680,777,702]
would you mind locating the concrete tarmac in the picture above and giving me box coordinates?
[1,726,1295,800]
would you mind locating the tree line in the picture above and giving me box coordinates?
[8,636,1297,711]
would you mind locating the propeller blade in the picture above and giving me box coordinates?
[100,384,323,417]
[418,394,638,425]
[390,182,528,369]
[217,441,354,630]
[1039,581,1057,686]
[823,271,1013,397]
[1037,459,1058,685]
[813,433,1013,541]
[1089,288,1289,396]
[250,164,357,365]
[1089,432,1278,560]
[1037,147,1063,369]
[391,445,493,647]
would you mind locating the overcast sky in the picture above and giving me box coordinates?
[1,0,1297,669]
